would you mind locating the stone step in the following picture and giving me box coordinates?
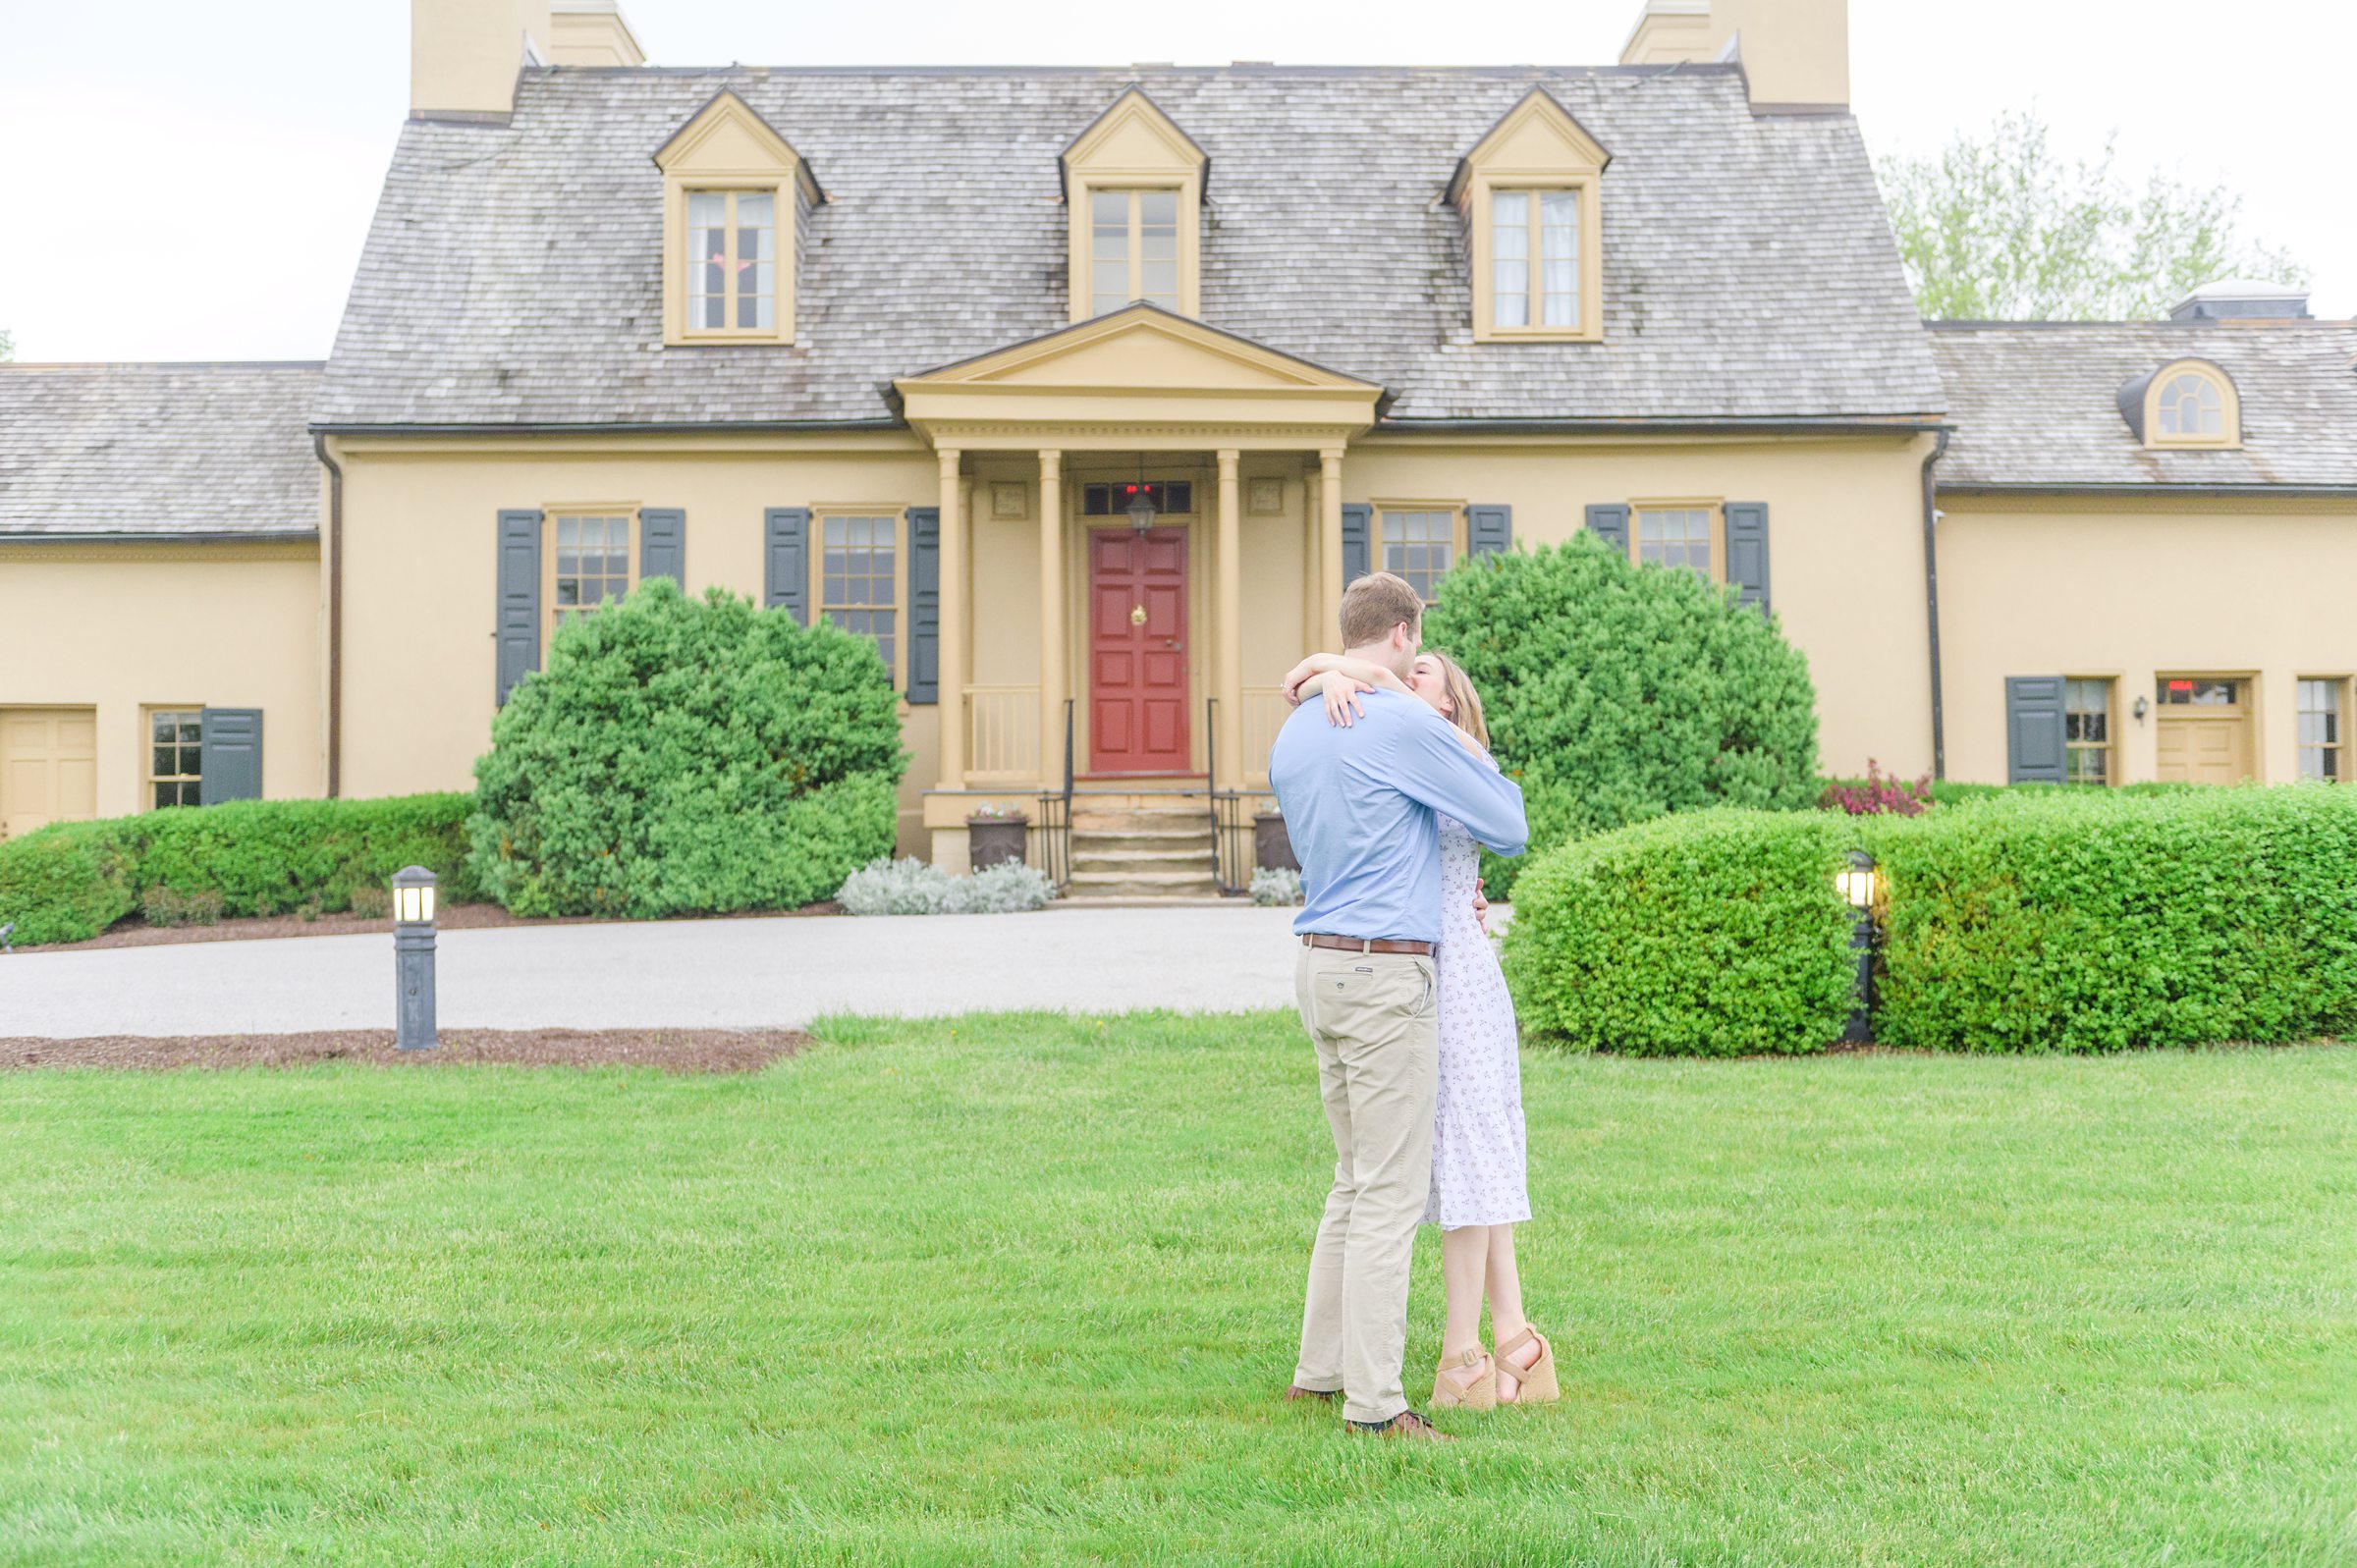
[1069,830,1215,855]
[1070,807,1212,832]
[1051,894,1240,910]
[1071,844,1216,869]
[1066,870,1222,898]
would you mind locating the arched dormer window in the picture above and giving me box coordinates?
[1061,88,1207,323]
[1447,88,1611,343]
[2117,359,2241,450]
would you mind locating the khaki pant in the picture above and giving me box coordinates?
[1289,945,1439,1425]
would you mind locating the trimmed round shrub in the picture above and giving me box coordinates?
[1423,533,1821,896]
[1504,808,1858,1055]
[469,579,905,919]
[137,793,481,917]
[1870,784,2357,1053]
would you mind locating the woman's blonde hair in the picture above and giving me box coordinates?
[1420,651,1489,748]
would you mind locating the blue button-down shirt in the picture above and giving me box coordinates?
[1268,689,1528,944]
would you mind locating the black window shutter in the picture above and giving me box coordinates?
[197,708,263,804]
[905,507,940,704]
[495,509,543,707]
[1467,504,1512,560]
[1341,503,1373,586]
[1725,502,1770,613]
[2006,676,2068,784]
[764,507,811,623]
[1585,503,1630,558]
[639,508,685,585]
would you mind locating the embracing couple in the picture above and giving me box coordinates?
[1269,569,1549,1441]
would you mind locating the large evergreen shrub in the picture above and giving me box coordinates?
[1871,785,2357,1052]
[1504,809,1858,1055]
[1423,534,1821,896]
[467,579,904,918]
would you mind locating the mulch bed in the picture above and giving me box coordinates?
[19,900,842,955]
[0,1029,812,1074]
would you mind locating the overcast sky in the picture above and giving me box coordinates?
[1,0,2345,361]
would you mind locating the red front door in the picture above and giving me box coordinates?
[1088,527,1190,773]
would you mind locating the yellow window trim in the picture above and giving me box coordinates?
[654,89,815,348]
[1061,88,1206,324]
[2059,675,2118,786]
[2143,358,2241,450]
[1451,88,1610,345]
[673,183,787,344]
[2296,674,2352,784]
[1629,497,1725,582]
[141,704,204,812]
[1372,500,1465,604]
[541,506,639,657]
[808,506,908,687]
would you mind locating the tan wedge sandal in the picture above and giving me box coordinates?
[1494,1325,1561,1405]
[1431,1346,1498,1412]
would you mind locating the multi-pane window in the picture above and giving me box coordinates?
[822,514,898,676]
[1381,511,1455,604]
[550,514,633,644]
[1089,189,1179,316]
[685,189,776,332]
[148,709,202,809]
[1634,508,1714,578]
[2157,372,2224,440]
[1081,480,1191,516]
[1491,189,1580,330]
[2063,678,2113,785]
[2157,676,2240,707]
[2298,677,2346,782]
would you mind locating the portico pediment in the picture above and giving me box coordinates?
[894,304,1384,451]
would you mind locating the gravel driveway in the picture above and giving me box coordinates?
[0,905,1309,1038]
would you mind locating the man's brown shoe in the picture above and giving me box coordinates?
[1346,1409,1454,1441]
[1284,1384,1339,1403]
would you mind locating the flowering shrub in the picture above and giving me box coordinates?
[1250,866,1304,907]
[1819,759,1935,817]
[966,802,1028,822]
[837,857,1056,916]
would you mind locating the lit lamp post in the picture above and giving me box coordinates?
[1836,850,1878,1045]
[392,865,439,1052]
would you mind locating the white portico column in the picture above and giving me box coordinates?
[1037,450,1065,786]
[1318,448,1345,648]
[1215,449,1243,787]
[935,447,965,791]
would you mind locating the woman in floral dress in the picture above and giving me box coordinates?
[1281,649,1560,1412]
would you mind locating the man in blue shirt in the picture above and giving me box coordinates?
[1268,571,1526,1439]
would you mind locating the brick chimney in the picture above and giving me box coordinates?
[411,0,554,123]
[1619,0,1849,113]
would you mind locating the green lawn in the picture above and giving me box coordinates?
[3,1017,2354,1567]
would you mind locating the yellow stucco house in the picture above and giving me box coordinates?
[3,0,2351,890]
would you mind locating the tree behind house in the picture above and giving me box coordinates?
[1877,110,2305,320]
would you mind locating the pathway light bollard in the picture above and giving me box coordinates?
[1836,850,1878,1045]
[392,866,440,1051]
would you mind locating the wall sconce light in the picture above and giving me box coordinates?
[1838,849,1877,1045]
[2133,695,2150,723]
[392,865,440,1052]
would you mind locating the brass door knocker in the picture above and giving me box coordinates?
[1129,605,1148,625]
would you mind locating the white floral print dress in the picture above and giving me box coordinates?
[1422,786,1531,1229]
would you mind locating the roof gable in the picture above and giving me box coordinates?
[653,88,819,202]
[1447,87,1610,205]
[904,304,1379,394]
[1060,86,1208,191]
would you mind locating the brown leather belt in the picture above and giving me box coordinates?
[1301,934,1436,956]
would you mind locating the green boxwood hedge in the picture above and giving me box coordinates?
[0,793,479,947]
[1871,785,2357,1052]
[1503,808,1859,1055]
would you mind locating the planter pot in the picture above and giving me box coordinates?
[967,818,1029,872]
[1254,812,1297,872]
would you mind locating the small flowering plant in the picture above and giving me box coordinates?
[1819,759,1935,817]
[966,801,1029,823]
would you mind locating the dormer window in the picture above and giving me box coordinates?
[1449,88,1610,343]
[1062,88,1206,323]
[686,189,776,333]
[654,90,819,348]
[1090,189,1181,315]
[2157,371,2224,440]
[2117,358,2241,450]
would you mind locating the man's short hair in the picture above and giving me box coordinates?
[1339,571,1425,649]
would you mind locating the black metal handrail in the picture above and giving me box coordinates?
[1205,695,1251,896]
[1032,697,1075,888]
